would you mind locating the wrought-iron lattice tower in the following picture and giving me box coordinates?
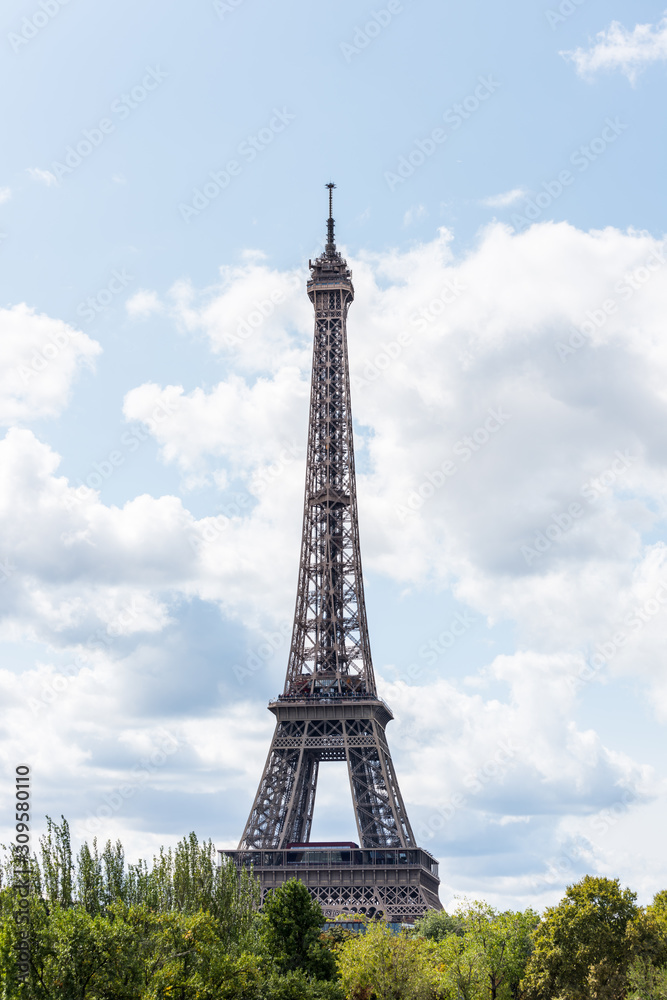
[223,186,441,921]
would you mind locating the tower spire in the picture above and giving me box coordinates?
[325,181,336,255]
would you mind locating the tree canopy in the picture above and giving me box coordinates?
[2,826,667,1000]
[522,875,639,1000]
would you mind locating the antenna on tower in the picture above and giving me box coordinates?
[325,182,336,253]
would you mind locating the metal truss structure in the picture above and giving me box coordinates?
[227,846,442,922]
[227,186,441,921]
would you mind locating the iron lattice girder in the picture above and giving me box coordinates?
[284,261,374,698]
[238,700,416,851]
[236,205,440,916]
[223,844,441,922]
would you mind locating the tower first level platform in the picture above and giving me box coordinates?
[222,843,441,923]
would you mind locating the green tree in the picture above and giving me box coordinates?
[261,969,345,999]
[415,908,464,941]
[76,841,105,916]
[0,887,51,999]
[651,892,667,928]
[618,891,667,1000]
[0,823,263,998]
[523,875,638,1000]
[134,907,263,1000]
[39,817,74,908]
[125,832,260,948]
[16,903,118,1000]
[626,956,667,1000]
[627,891,667,969]
[450,901,538,1000]
[336,919,437,1000]
[261,878,335,979]
[436,930,487,1000]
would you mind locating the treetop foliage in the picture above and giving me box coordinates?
[1,823,666,1000]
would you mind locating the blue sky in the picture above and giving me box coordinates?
[2,0,667,910]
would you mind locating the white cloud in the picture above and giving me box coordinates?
[380,651,660,903]
[563,12,667,83]
[482,188,527,208]
[403,204,427,226]
[166,258,310,370]
[0,304,101,424]
[0,187,11,204]
[384,653,652,815]
[0,425,299,641]
[123,372,307,479]
[27,166,58,187]
[122,223,667,708]
[3,223,667,901]
[126,289,164,318]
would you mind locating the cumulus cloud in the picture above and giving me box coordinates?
[121,222,667,711]
[0,422,304,649]
[126,289,164,318]
[123,372,307,482]
[0,650,273,860]
[138,253,311,373]
[482,188,526,208]
[563,12,667,83]
[379,649,660,904]
[0,304,101,424]
[3,222,667,900]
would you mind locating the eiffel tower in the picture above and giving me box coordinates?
[222,186,441,921]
